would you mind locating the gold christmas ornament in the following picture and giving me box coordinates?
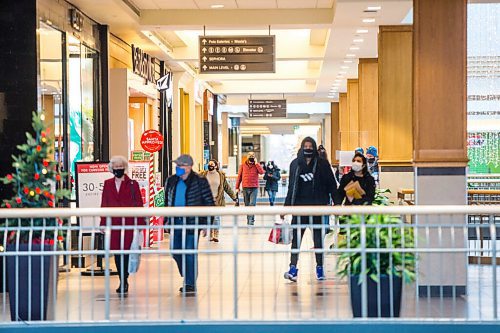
[30,191,35,196]
[42,168,48,175]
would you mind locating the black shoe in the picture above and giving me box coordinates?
[179,285,196,294]
[116,282,129,294]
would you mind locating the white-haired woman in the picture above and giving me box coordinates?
[100,156,144,294]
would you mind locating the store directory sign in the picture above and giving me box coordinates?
[199,36,275,73]
[248,99,287,118]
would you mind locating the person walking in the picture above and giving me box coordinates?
[100,156,145,294]
[164,154,215,294]
[365,145,380,186]
[236,152,265,225]
[200,159,238,242]
[282,137,339,282]
[336,152,376,206]
[264,161,280,206]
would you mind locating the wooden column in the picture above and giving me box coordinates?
[330,102,340,163]
[347,79,359,150]
[413,0,468,297]
[221,112,229,166]
[378,25,413,166]
[339,93,349,151]
[358,58,378,150]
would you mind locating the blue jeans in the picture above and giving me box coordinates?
[267,190,277,206]
[172,218,199,287]
[243,187,258,224]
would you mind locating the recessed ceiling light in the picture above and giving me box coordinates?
[349,46,360,50]
[362,18,376,23]
[211,4,225,8]
[356,29,369,34]
[343,60,353,63]
[367,6,382,11]
[346,54,356,58]
[339,71,347,75]
[335,79,341,82]
[353,38,364,43]
[341,66,349,69]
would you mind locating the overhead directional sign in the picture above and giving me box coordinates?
[199,36,275,74]
[248,99,287,118]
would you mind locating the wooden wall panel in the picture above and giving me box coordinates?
[413,0,468,164]
[339,93,349,151]
[347,79,359,150]
[378,25,413,165]
[358,58,378,150]
[330,102,340,163]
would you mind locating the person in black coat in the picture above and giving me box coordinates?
[282,137,339,282]
[164,154,215,294]
[336,153,376,206]
[264,161,280,206]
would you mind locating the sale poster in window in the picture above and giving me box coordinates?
[75,162,110,230]
[128,161,150,207]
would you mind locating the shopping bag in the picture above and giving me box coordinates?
[268,219,292,245]
[128,230,144,274]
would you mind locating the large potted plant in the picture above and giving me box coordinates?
[0,111,70,321]
[336,190,416,317]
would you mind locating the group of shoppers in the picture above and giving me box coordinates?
[100,136,376,295]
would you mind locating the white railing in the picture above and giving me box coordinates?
[0,205,499,324]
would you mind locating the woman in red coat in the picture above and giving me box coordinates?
[100,156,144,294]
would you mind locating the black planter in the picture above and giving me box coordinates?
[350,275,402,318]
[6,244,58,321]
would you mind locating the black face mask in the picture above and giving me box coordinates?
[368,158,376,164]
[303,149,314,156]
[208,165,215,171]
[113,168,125,178]
[248,158,255,163]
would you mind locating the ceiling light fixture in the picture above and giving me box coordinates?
[349,46,360,50]
[353,38,364,43]
[356,29,369,34]
[367,6,382,11]
[346,54,356,58]
[211,4,225,9]
[335,79,341,82]
[343,60,353,63]
[339,71,347,75]
[362,18,376,23]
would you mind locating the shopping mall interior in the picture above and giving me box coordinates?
[0,0,499,331]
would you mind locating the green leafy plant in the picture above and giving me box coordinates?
[373,188,393,206]
[0,111,71,244]
[336,213,416,285]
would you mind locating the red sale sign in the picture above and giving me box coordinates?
[140,130,164,153]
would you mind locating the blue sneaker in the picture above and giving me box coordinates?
[316,266,326,280]
[284,265,298,282]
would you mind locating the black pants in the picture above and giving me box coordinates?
[115,254,129,283]
[290,216,325,266]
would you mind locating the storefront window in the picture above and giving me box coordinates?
[68,36,99,188]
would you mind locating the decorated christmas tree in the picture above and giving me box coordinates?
[0,111,71,244]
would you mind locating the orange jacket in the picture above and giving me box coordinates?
[236,161,264,189]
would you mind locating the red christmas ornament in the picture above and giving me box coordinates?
[48,201,54,207]
[35,187,41,194]
[36,145,41,152]
[16,197,22,204]
[43,160,49,167]
[41,131,46,138]
[23,187,29,194]
[34,173,40,180]
[6,174,13,181]
[57,235,64,241]
[44,191,50,197]
[56,174,61,181]
[5,203,11,208]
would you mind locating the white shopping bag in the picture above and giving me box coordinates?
[128,230,144,274]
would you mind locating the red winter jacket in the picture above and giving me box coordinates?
[100,175,145,250]
[236,162,265,189]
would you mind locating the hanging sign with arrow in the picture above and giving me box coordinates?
[199,36,275,74]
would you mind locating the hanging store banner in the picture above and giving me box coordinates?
[75,162,110,230]
[248,99,287,118]
[199,36,275,74]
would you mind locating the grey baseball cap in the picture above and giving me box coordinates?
[173,154,194,166]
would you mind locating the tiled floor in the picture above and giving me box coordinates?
[0,214,499,322]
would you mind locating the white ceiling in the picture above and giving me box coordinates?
[69,0,412,102]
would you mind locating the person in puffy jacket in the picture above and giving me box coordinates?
[264,161,280,206]
[100,156,145,294]
[236,152,264,225]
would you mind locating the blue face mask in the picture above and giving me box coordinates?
[176,166,186,177]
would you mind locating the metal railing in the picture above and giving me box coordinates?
[0,205,499,324]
